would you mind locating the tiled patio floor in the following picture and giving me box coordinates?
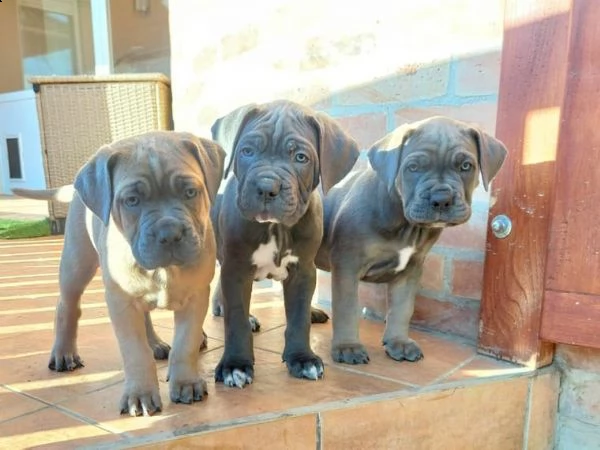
[0,236,532,449]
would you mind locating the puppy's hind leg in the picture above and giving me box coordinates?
[49,214,99,372]
[212,274,262,332]
[144,312,171,360]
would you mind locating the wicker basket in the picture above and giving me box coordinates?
[31,74,173,232]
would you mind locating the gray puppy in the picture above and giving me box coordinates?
[314,116,508,364]
[210,100,360,387]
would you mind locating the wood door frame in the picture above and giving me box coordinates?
[477,0,572,368]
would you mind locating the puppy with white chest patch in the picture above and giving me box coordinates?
[13,131,225,416]
[314,116,508,364]
[209,100,360,387]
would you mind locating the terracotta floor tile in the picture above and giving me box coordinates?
[526,371,560,450]
[0,291,106,330]
[58,347,406,437]
[444,355,532,382]
[0,386,46,423]
[321,377,530,450]
[0,238,537,447]
[141,414,318,450]
[1,325,130,404]
[253,316,475,386]
[0,406,119,450]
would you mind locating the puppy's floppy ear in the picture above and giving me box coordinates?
[74,145,119,226]
[368,123,414,193]
[211,103,259,179]
[181,134,226,204]
[308,112,360,194]
[470,128,508,191]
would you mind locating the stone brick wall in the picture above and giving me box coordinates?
[555,345,600,449]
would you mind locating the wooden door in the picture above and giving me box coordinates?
[478,0,600,367]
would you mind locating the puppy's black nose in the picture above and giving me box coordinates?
[157,221,184,245]
[430,190,454,212]
[256,178,281,200]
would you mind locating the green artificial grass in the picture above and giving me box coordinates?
[0,218,51,239]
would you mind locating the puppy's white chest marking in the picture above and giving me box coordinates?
[395,246,415,272]
[251,236,299,281]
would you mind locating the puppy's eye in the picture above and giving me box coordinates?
[184,188,198,199]
[294,153,309,163]
[240,147,254,157]
[124,195,140,207]
[407,163,419,173]
[460,161,473,172]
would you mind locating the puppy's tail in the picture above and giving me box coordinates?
[12,185,75,203]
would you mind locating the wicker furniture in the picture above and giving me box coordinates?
[30,74,173,233]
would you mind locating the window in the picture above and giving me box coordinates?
[6,138,24,180]
[17,0,94,87]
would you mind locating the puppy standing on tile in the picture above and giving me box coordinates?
[209,100,359,387]
[314,116,507,364]
[14,132,225,416]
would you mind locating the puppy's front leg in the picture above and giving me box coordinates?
[282,261,324,380]
[330,264,370,364]
[383,265,424,362]
[215,261,255,388]
[105,289,161,417]
[168,286,209,404]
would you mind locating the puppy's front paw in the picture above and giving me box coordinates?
[331,343,370,365]
[383,338,423,362]
[249,314,261,332]
[119,384,162,417]
[285,352,324,380]
[48,344,84,372]
[310,307,330,324]
[215,357,254,388]
[169,376,208,404]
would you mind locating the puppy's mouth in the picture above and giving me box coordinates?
[404,202,472,228]
[255,211,281,224]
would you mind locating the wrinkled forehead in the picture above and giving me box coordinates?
[241,108,318,150]
[112,138,203,188]
[404,121,476,156]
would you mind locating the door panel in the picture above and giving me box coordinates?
[480,0,600,364]
[544,0,600,296]
[478,0,571,367]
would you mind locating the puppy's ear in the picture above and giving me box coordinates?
[368,123,414,193]
[211,103,259,179]
[182,135,226,204]
[309,112,360,194]
[470,128,508,191]
[74,145,119,226]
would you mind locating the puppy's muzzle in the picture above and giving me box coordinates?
[255,176,282,202]
[156,217,185,246]
[429,187,454,213]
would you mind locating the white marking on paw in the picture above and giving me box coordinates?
[302,364,323,380]
[394,246,415,272]
[224,369,253,388]
[251,236,299,281]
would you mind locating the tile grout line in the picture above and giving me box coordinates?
[2,381,129,439]
[316,412,322,450]
[521,376,534,450]
[427,354,477,386]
